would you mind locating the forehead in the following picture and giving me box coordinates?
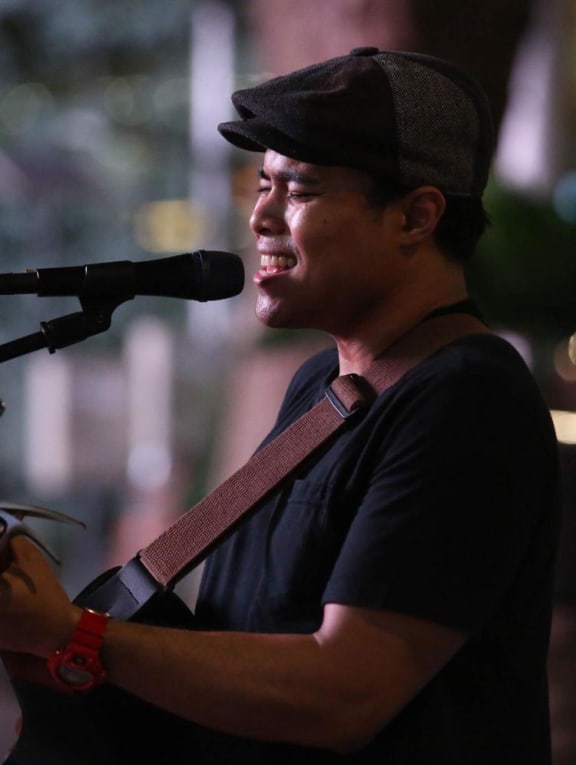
[260,150,373,192]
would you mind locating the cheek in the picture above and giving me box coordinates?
[292,211,352,250]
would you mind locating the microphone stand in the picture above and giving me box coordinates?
[0,297,125,364]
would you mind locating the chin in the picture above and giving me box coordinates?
[256,310,303,331]
[257,313,292,330]
[255,298,317,332]
[256,300,287,328]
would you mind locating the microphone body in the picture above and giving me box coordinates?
[0,250,244,302]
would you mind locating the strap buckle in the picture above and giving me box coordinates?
[325,373,373,420]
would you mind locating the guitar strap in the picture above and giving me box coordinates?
[78,312,490,618]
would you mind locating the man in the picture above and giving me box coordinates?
[0,48,560,764]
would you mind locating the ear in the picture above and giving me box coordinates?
[400,186,446,246]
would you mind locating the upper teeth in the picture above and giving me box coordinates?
[261,254,296,268]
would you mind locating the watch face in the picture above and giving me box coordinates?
[49,649,105,691]
[56,658,94,687]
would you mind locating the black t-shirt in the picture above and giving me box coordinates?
[196,332,560,763]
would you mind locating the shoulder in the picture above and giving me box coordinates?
[397,333,542,405]
[380,332,558,467]
[288,333,533,396]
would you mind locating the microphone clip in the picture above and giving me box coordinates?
[41,299,118,354]
[0,297,123,364]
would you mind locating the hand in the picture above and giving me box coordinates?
[0,536,80,659]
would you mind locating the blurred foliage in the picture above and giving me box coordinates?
[0,0,193,81]
[0,0,197,350]
[468,181,576,342]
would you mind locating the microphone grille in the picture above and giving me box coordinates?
[194,250,245,301]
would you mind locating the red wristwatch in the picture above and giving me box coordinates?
[47,608,109,692]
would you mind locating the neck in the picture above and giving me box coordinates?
[335,275,469,376]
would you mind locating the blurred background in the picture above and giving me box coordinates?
[0,0,575,761]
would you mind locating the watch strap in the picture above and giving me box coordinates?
[47,608,109,692]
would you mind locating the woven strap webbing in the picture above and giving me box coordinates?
[139,313,489,587]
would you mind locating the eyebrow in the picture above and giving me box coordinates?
[257,166,321,187]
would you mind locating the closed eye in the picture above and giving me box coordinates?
[287,191,316,200]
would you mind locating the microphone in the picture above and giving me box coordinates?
[0,250,244,302]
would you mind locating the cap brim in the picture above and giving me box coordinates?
[218,117,341,167]
[218,117,279,153]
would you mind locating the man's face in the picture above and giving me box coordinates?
[249,150,407,338]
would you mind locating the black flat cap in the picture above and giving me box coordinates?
[218,47,495,197]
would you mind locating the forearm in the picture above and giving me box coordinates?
[101,619,368,752]
[97,603,466,752]
[0,540,461,753]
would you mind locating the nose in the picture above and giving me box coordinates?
[249,191,287,236]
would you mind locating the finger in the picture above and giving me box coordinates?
[9,535,56,569]
[11,534,42,556]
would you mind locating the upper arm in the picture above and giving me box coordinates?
[313,602,467,750]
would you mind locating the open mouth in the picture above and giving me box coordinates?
[259,254,297,274]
